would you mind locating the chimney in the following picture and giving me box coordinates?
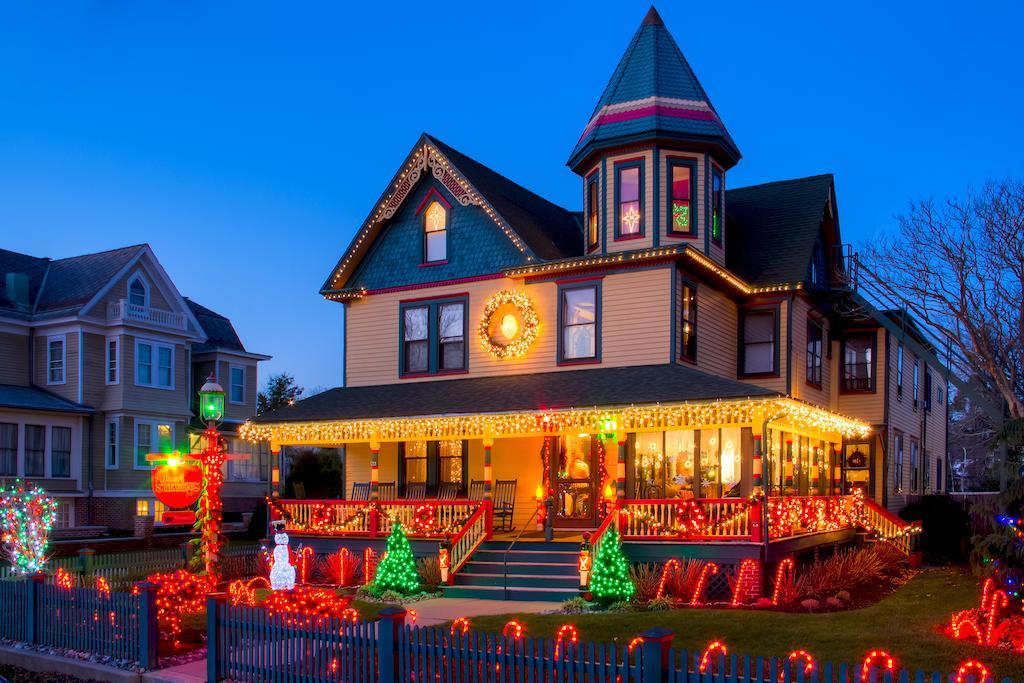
[5,273,29,310]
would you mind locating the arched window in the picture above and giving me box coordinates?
[128,275,148,307]
[424,201,447,263]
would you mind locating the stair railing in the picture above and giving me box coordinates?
[502,505,540,600]
[858,496,922,555]
[447,500,491,581]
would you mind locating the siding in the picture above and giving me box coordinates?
[84,261,175,321]
[33,332,79,403]
[604,150,656,253]
[345,267,672,387]
[119,336,191,418]
[218,359,258,423]
[0,331,29,385]
[835,328,887,424]
[789,296,831,409]
[82,332,107,408]
[689,278,737,379]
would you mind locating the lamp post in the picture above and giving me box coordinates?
[196,375,229,579]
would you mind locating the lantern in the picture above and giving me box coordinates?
[199,375,225,423]
[601,416,617,440]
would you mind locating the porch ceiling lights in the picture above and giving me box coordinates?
[239,397,870,447]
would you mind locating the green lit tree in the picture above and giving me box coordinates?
[371,522,421,596]
[589,528,634,606]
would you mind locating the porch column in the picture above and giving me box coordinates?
[784,439,794,490]
[482,433,494,500]
[370,439,380,501]
[831,444,842,494]
[616,431,627,502]
[270,443,281,496]
[752,432,763,491]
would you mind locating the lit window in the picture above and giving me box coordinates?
[586,175,600,248]
[48,337,65,384]
[106,338,118,384]
[616,165,642,237]
[135,421,171,468]
[842,335,874,392]
[51,426,71,478]
[230,366,245,404]
[806,319,823,386]
[424,201,447,262]
[668,161,695,235]
[711,169,724,243]
[439,440,465,492]
[741,310,775,374]
[129,277,147,307]
[403,441,428,489]
[560,285,598,361]
[680,284,697,360]
[136,499,150,516]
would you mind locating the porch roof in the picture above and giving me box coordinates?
[253,363,777,424]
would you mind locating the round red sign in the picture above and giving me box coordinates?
[151,463,203,509]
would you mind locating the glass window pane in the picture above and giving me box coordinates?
[52,426,71,477]
[564,288,595,325]
[129,280,146,306]
[439,304,463,342]
[744,312,774,343]
[426,231,446,262]
[25,425,45,476]
[138,344,152,384]
[744,344,774,373]
[404,307,428,342]
[405,341,428,374]
[666,430,696,498]
[634,432,665,498]
[0,423,17,476]
[439,440,464,485]
[720,427,742,496]
[620,167,639,202]
[158,347,172,387]
[136,423,151,466]
[672,166,690,200]
[425,202,446,232]
[563,325,595,360]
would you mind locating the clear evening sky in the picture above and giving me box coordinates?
[2,2,1021,392]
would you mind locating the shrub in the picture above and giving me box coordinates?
[795,544,905,600]
[800,598,820,611]
[561,597,588,614]
[899,495,970,564]
[607,600,634,612]
[660,558,707,603]
[417,556,441,592]
[326,550,362,587]
[629,562,662,602]
[647,596,674,611]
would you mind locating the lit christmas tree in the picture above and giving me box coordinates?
[371,522,420,596]
[589,527,634,605]
[0,481,57,574]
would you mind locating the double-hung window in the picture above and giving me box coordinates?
[51,426,71,478]
[924,368,933,412]
[893,432,904,491]
[741,310,776,375]
[896,343,904,398]
[106,337,119,384]
[106,420,119,469]
[129,276,148,307]
[586,173,600,249]
[399,297,467,376]
[559,283,600,363]
[25,425,45,477]
[910,440,920,492]
[230,366,245,404]
[912,361,920,408]
[679,283,697,360]
[136,340,174,389]
[842,335,874,392]
[668,159,696,236]
[0,423,17,476]
[615,162,643,238]
[806,319,823,387]
[136,420,172,468]
[423,200,448,263]
[711,168,724,244]
[48,336,65,384]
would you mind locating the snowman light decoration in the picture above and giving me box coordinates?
[269,520,296,591]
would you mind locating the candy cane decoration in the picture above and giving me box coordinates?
[950,611,982,641]
[699,640,728,674]
[860,650,895,683]
[628,637,643,654]
[983,589,1008,646]
[54,567,74,590]
[787,650,816,676]
[554,624,579,659]
[771,557,795,605]
[340,608,359,624]
[406,609,417,625]
[954,660,992,683]
[450,617,470,636]
[95,576,111,598]
[655,559,681,600]
[297,546,315,585]
[690,562,719,606]
[337,548,351,586]
[363,548,377,585]
[502,620,524,640]
[730,559,759,606]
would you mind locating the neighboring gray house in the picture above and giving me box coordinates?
[0,244,270,535]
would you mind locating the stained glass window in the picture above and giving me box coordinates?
[669,163,693,234]
[424,201,447,262]
[617,166,641,236]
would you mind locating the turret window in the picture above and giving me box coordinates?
[614,162,643,239]
[424,201,448,263]
[668,159,696,236]
[711,169,724,244]
[586,174,600,250]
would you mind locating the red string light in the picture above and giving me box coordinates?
[297,546,315,585]
[628,637,642,654]
[787,650,816,676]
[699,640,728,673]
[730,559,759,607]
[95,576,111,598]
[54,567,74,590]
[228,577,269,606]
[340,607,359,624]
[654,559,681,600]
[502,620,524,639]
[554,624,579,659]
[262,586,353,627]
[771,557,795,605]
[363,548,377,585]
[955,660,992,683]
[450,617,471,635]
[406,609,417,625]
[147,569,216,647]
[690,562,719,606]
[860,650,895,683]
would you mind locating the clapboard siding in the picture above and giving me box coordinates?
[789,296,831,409]
[118,336,191,418]
[0,331,29,385]
[690,279,737,379]
[82,332,107,408]
[345,267,671,387]
[85,261,174,320]
[835,328,886,424]
[34,332,79,403]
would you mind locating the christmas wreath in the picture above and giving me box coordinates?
[477,290,539,359]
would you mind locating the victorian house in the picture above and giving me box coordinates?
[248,8,945,600]
[0,244,270,536]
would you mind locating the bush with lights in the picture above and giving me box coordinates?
[588,528,635,606]
[0,481,57,574]
[370,522,421,596]
[971,480,1024,601]
[147,569,216,647]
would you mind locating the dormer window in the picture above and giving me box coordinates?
[424,201,448,263]
[128,275,148,307]
[668,159,696,236]
[614,162,643,239]
[711,169,724,244]
[586,174,600,250]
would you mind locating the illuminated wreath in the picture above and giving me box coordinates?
[412,504,437,534]
[478,290,539,359]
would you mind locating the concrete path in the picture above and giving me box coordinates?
[406,597,561,626]
[142,659,206,683]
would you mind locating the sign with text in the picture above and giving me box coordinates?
[151,463,203,509]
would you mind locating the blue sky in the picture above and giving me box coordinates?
[1,1,1021,391]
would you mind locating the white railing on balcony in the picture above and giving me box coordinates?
[107,299,187,330]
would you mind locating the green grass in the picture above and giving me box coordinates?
[466,569,1024,681]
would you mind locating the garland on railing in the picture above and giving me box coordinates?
[269,498,478,537]
[619,491,761,538]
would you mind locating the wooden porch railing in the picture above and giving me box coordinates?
[447,500,492,580]
[859,496,921,555]
[618,498,759,541]
[274,499,483,539]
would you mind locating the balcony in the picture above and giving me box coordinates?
[107,299,187,331]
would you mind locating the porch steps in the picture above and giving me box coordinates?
[444,540,581,601]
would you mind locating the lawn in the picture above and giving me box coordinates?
[467,569,1024,680]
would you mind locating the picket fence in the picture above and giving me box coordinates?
[0,575,157,668]
[207,601,1009,683]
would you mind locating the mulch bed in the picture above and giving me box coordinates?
[0,664,99,683]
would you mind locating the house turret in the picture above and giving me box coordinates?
[570,6,739,263]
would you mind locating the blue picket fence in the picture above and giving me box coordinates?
[0,576,157,668]
[207,597,1018,683]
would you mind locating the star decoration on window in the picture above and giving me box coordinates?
[621,206,641,233]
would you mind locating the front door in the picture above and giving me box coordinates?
[553,434,598,528]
